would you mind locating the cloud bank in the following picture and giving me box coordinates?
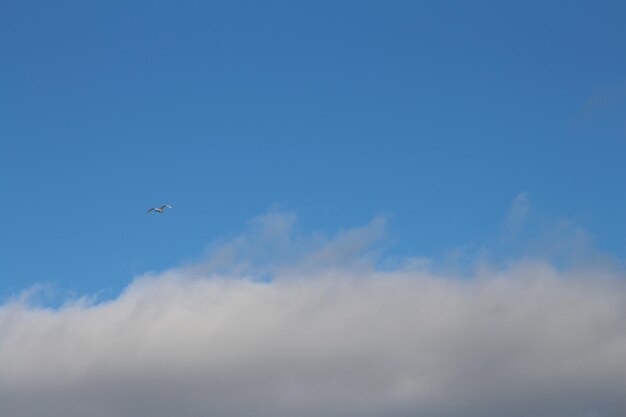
[1,212,626,417]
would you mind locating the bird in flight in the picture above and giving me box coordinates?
[147,205,173,214]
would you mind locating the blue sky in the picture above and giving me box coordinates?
[2,0,625,298]
[3,3,626,416]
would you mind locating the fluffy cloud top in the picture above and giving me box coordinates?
[1,212,625,417]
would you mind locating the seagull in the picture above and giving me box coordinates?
[147,205,173,214]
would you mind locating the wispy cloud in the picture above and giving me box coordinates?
[503,192,530,237]
[1,211,625,417]
[571,80,626,135]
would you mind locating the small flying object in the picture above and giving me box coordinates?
[147,205,173,214]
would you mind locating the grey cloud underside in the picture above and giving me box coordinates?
[1,213,625,417]
[1,266,626,417]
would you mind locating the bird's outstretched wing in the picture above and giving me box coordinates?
[147,208,156,213]
[160,205,172,210]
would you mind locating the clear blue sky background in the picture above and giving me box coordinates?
[2,1,625,298]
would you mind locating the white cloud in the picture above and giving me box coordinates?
[503,192,530,236]
[1,212,625,417]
